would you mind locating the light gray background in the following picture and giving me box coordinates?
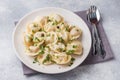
[0,0,120,80]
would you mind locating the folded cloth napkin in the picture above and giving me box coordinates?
[14,10,114,75]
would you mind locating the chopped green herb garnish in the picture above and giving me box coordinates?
[34,43,37,46]
[68,57,75,66]
[71,57,75,61]
[40,45,44,50]
[47,16,51,22]
[46,46,49,48]
[73,45,77,48]
[39,50,44,54]
[39,45,45,54]
[33,37,40,42]
[58,48,64,52]
[52,20,58,25]
[38,29,42,31]
[58,37,64,43]
[66,50,74,55]
[65,26,69,32]
[68,62,73,66]
[34,23,38,27]
[32,30,35,33]
[42,54,51,64]
[51,60,56,63]
[61,22,64,25]
[33,57,38,63]
[47,19,51,22]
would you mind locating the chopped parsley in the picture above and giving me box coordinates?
[33,23,38,27]
[61,22,64,25]
[71,57,75,61]
[39,45,45,54]
[58,48,64,52]
[68,57,75,66]
[33,57,38,63]
[33,37,40,42]
[42,54,51,64]
[65,26,69,32]
[45,46,49,48]
[58,37,64,43]
[34,43,37,46]
[52,20,58,25]
[38,50,44,54]
[66,50,74,55]
[73,45,77,48]
[47,17,51,22]
[47,19,51,22]
[32,30,35,33]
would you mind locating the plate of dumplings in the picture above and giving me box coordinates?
[13,7,91,74]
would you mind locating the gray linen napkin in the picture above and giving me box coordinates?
[14,10,114,75]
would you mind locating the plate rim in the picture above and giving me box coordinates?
[12,7,92,74]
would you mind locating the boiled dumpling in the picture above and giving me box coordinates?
[66,40,83,55]
[37,53,53,65]
[33,31,46,43]
[52,52,71,64]
[25,42,44,56]
[57,31,69,43]
[44,22,55,32]
[48,43,65,52]
[27,23,41,33]
[25,46,39,56]
[49,14,63,23]
[45,32,58,44]
[37,47,53,65]
[39,16,48,28]
[69,27,82,40]
[24,33,33,47]
[54,21,70,32]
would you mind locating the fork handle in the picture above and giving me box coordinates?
[93,24,106,59]
[91,26,97,55]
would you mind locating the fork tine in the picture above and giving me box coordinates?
[93,5,97,11]
[91,5,94,11]
[90,6,93,13]
[87,12,90,21]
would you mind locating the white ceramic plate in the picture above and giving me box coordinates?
[13,7,91,74]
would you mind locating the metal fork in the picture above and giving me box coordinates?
[87,5,106,59]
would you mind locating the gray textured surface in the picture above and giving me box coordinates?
[0,0,120,80]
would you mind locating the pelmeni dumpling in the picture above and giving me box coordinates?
[40,16,48,28]
[45,32,58,44]
[33,31,46,43]
[24,33,33,47]
[57,31,69,43]
[27,23,41,33]
[69,27,82,40]
[25,42,44,56]
[25,46,39,56]
[37,49,53,65]
[55,22,69,32]
[44,22,56,32]
[66,40,83,55]
[48,43,65,52]
[49,14,63,23]
[52,53,72,64]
